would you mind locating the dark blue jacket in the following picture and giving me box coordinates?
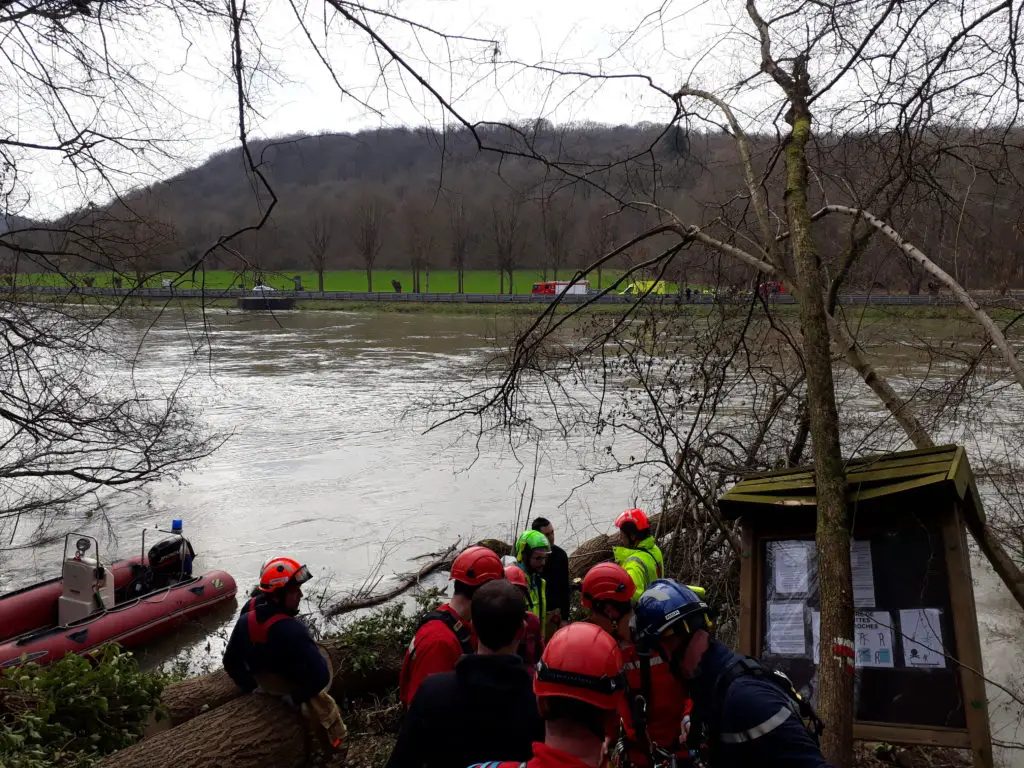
[689,640,832,768]
[222,595,330,704]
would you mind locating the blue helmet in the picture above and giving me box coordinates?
[633,579,712,649]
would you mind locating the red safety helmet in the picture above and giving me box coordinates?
[535,623,627,710]
[259,557,312,593]
[505,564,529,589]
[450,546,504,586]
[615,508,650,532]
[581,563,635,609]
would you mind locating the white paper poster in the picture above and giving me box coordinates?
[772,541,809,595]
[768,602,806,655]
[900,608,947,668]
[855,612,895,667]
[850,540,876,608]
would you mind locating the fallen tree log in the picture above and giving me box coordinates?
[101,693,308,768]
[326,541,460,618]
[325,538,511,619]
[156,634,405,730]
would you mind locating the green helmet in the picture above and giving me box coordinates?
[516,529,550,562]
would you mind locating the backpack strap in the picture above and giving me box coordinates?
[413,610,474,656]
[703,657,823,755]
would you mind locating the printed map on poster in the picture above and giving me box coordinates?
[900,608,947,669]
[772,541,809,596]
[855,612,895,668]
[811,611,895,667]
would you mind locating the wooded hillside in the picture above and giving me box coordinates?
[6,123,1022,293]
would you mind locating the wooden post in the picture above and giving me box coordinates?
[738,525,758,655]
[941,506,994,768]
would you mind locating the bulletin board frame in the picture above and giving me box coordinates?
[721,445,993,767]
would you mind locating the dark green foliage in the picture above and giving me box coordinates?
[0,645,166,767]
[327,588,445,674]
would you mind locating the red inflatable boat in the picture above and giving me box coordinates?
[0,530,237,668]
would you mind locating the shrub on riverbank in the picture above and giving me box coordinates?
[0,646,166,767]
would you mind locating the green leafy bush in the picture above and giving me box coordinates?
[330,588,445,674]
[0,645,166,767]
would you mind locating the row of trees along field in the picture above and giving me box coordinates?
[6,123,1024,294]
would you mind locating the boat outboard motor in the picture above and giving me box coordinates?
[148,536,196,587]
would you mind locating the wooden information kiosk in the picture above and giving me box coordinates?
[718,445,993,767]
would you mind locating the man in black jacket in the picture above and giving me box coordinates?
[533,517,570,637]
[386,579,544,768]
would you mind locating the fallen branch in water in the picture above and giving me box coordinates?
[325,539,461,618]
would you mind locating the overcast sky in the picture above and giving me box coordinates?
[15,0,747,217]
[13,0,1007,217]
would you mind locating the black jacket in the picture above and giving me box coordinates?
[222,595,330,704]
[544,545,570,619]
[386,653,543,768]
[688,640,833,768]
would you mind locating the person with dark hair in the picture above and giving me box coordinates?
[387,580,543,768]
[516,529,551,636]
[532,516,570,638]
[399,546,504,707]
[470,622,629,768]
[613,508,664,599]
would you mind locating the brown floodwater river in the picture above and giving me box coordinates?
[5,308,1024,764]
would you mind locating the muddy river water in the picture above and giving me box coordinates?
[6,309,1024,763]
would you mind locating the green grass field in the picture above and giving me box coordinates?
[11,269,688,294]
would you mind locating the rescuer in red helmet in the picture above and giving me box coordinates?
[471,622,629,768]
[614,508,664,599]
[582,563,694,768]
[506,564,544,674]
[399,545,504,707]
[223,556,348,748]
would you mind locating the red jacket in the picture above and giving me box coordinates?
[473,741,597,768]
[621,641,693,766]
[518,612,544,676]
[399,604,476,707]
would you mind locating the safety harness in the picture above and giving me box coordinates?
[409,609,474,656]
[623,651,694,768]
[691,657,823,761]
[245,598,290,643]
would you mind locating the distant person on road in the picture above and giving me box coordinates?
[532,516,569,638]
[505,564,544,673]
[613,508,664,599]
[516,529,552,638]
[223,556,347,749]
[399,545,504,707]
[387,580,544,768]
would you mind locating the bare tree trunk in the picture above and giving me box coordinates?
[784,101,853,768]
[366,268,373,292]
[318,270,324,293]
[458,268,464,293]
